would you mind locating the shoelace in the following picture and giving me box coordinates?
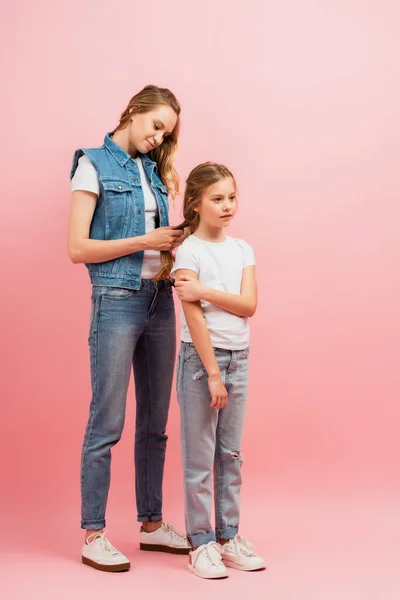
[162,522,188,542]
[227,535,256,557]
[86,530,121,556]
[195,542,223,567]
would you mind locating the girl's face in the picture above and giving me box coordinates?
[195,177,237,229]
[128,104,178,154]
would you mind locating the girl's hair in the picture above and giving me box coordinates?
[112,84,181,199]
[155,162,236,280]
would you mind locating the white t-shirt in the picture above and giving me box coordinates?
[71,154,162,279]
[171,235,255,350]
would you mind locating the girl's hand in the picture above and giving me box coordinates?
[208,374,228,409]
[175,276,205,302]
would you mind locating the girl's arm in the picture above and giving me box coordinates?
[175,265,257,318]
[176,268,228,409]
[68,190,184,264]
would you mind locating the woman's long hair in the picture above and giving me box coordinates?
[155,162,236,280]
[113,84,181,199]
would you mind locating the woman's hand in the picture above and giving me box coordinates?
[144,226,184,251]
[171,226,191,250]
[175,276,205,302]
[208,374,228,409]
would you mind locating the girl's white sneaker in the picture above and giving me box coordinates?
[188,541,228,579]
[221,535,266,571]
[82,531,130,572]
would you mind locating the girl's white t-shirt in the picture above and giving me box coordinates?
[71,154,162,279]
[171,235,255,350]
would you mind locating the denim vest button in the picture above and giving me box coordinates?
[118,185,122,190]
[138,209,141,214]
[133,178,137,182]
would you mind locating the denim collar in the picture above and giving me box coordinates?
[104,132,156,168]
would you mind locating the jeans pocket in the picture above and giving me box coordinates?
[102,287,134,300]
[184,344,202,364]
[238,347,250,360]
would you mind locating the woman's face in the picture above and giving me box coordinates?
[128,104,178,154]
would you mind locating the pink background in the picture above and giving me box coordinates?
[2,1,399,598]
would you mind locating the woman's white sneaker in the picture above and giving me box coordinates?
[188,542,228,579]
[82,531,130,572]
[139,522,190,554]
[220,535,266,571]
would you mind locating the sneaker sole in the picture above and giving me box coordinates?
[82,556,130,572]
[188,563,228,579]
[222,559,266,571]
[140,543,190,555]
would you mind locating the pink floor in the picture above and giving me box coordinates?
[4,478,399,600]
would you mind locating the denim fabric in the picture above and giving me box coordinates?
[176,342,249,547]
[81,280,176,529]
[70,133,170,290]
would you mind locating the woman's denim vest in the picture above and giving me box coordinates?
[70,133,170,290]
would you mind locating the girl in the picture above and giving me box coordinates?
[170,163,266,578]
[68,85,190,572]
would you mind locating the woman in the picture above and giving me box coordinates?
[68,85,190,572]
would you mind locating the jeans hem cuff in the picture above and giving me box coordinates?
[81,521,105,530]
[189,533,216,547]
[137,513,163,523]
[216,526,238,540]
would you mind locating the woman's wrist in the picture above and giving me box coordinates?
[129,235,147,252]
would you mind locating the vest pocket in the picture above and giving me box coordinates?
[101,179,132,236]
[152,180,168,194]
[152,182,169,223]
